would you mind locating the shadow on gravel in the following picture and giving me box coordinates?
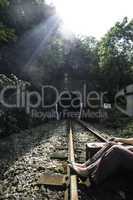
[0,120,66,179]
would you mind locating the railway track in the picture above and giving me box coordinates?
[37,119,109,200]
[1,120,133,200]
[66,120,108,200]
[64,120,133,200]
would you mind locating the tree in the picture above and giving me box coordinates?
[63,36,99,90]
[0,0,16,43]
[98,17,133,101]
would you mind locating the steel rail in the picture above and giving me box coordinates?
[64,121,79,200]
[77,119,108,142]
[65,119,107,200]
[69,120,79,200]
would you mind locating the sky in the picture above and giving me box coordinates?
[45,0,133,39]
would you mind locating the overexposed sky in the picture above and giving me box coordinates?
[46,0,133,39]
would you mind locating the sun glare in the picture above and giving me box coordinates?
[54,0,92,35]
[46,0,133,39]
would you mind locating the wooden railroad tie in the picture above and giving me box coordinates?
[37,174,69,189]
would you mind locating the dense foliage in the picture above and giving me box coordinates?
[0,1,133,136]
[0,0,16,43]
[98,17,133,100]
[0,1,132,93]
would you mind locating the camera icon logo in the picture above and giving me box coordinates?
[115,84,133,117]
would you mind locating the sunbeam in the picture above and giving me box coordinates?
[46,0,133,39]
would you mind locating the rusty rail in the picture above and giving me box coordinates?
[77,120,108,142]
[69,121,79,200]
[64,121,79,200]
[64,120,107,200]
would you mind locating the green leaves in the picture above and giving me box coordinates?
[0,0,9,8]
[99,17,133,64]
[97,17,133,97]
[0,0,16,44]
[0,26,16,43]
